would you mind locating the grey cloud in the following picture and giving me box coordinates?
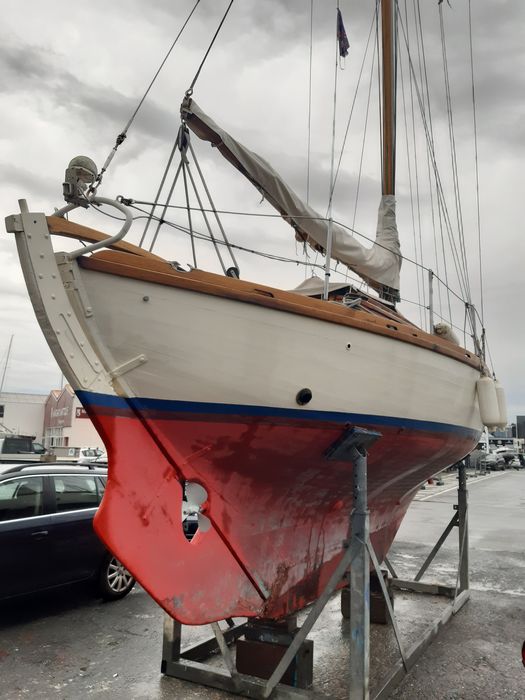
[396,3,525,151]
[0,163,60,204]
[0,42,54,86]
[0,39,178,146]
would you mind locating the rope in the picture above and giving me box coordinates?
[92,0,201,191]
[186,0,235,95]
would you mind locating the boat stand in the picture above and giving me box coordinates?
[371,461,470,698]
[160,437,471,700]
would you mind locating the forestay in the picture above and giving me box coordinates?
[182,97,402,298]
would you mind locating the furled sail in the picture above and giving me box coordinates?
[182,97,401,298]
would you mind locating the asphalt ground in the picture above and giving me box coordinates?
[0,469,523,699]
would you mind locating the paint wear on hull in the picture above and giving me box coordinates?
[80,391,479,624]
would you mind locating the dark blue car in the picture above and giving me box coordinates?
[0,462,135,601]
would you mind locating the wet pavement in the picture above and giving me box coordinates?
[0,469,523,699]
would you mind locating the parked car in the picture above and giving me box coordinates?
[479,453,505,471]
[0,462,135,601]
[77,447,106,464]
[493,447,518,465]
[0,434,49,463]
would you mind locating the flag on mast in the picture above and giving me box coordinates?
[337,8,350,58]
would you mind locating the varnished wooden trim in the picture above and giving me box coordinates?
[77,250,481,371]
[47,216,164,261]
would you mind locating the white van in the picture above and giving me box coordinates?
[77,447,106,464]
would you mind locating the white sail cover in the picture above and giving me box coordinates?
[182,98,401,296]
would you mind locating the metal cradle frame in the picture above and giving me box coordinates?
[161,431,470,700]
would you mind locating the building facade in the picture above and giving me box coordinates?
[43,385,104,456]
[0,392,47,440]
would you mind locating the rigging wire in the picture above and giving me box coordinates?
[84,197,478,353]
[187,140,239,271]
[414,0,449,323]
[121,198,473,307]
[407,0,427,328]
[139,138,180,248]
[186,0,235,95]
[128,204,405,305]
[330,6,377,201]
[129,202,327,269]
[181,156,197,267]
[399,1,423,327]
[67,3,486,358]
[139,0,236,271]
[148,159,184,252]
[85,2,483,349]
[375,2,383,197]
[92,0,201,191]
[438,4,472,303]
[304,0,314,279]
[323,1,342,300]
[351,15,377,231]
[396,11,472,312]
[468,0,485,327]
[306,0,314,205]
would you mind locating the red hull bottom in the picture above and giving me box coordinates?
[83,395,478,624]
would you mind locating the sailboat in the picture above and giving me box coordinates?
[4,1,505,624]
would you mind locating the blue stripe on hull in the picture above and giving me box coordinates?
[77,390,481,440]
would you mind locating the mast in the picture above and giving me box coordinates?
[381,0,396,196]
[0,334,14,395]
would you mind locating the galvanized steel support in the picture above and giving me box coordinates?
[349,443,370,700]
[159,439,471,700]
[457,461,469,592]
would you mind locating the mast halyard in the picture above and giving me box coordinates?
[323,6,342,301]
[381,0,396,196]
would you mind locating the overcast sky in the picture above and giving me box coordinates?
[1,0,524,421]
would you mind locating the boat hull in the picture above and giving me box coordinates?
[7,212,482,623]
[79,390,479,623]
[71,268,480,622]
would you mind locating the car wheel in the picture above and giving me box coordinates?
[98,554,135,600]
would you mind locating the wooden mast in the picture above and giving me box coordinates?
[381,0,396,196]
